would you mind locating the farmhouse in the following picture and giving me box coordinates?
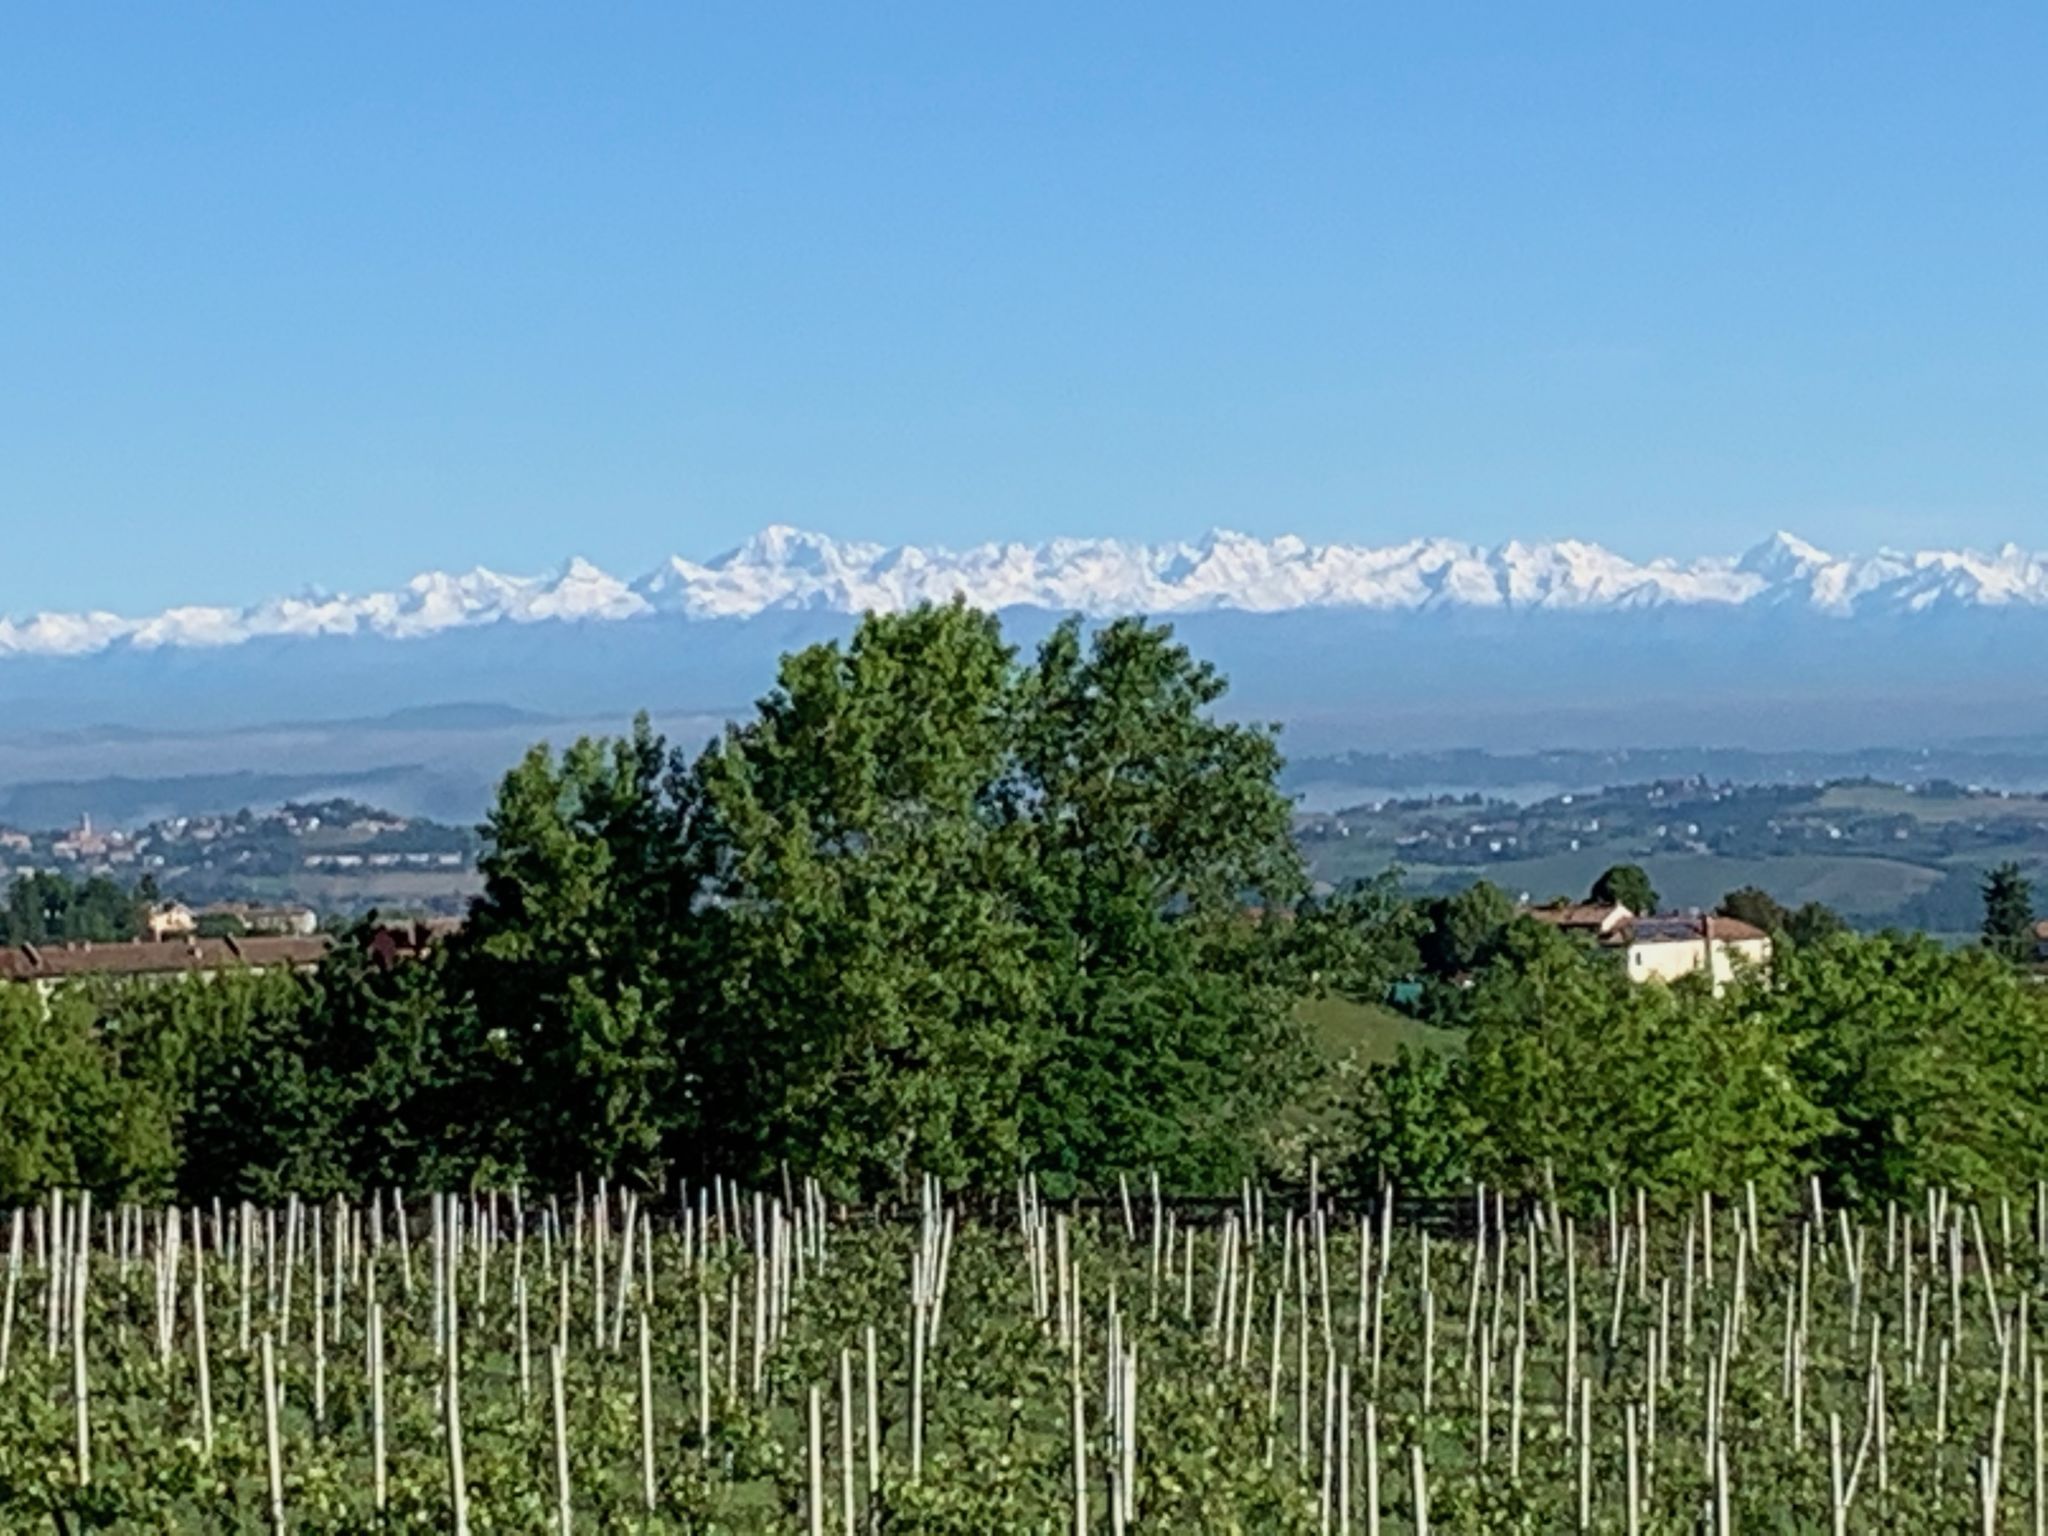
[1520,900,1773,993]
[1620,913,1773,993]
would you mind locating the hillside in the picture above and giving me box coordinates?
[1298,776,2048,935]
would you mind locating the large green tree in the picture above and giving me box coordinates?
[455,717,688,1188]
[1009,617,1314,1192]
[1765,933,2048,1201]
[681,604,1042,1195]
[1981,861,2036,963]
[1591,863,1658,914]
[679,606,1315,1196]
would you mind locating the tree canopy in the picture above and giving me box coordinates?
[1590,862,1658,913]
[680,606,1315,1195]
[1980,861,2036,962]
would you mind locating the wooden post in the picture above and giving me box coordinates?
[697,1286,712,1446]
[448,1265,469,1536]
[840,1347,857,1536]
[1577,1378,1592,1531]
[639,1310,656,1514]
[72,1189,91,1489]
[864,1323,881,1499]
[551,1341,572,1534]
[1071,1357,1089,1536]
[1364,1400,1380,1536]
[371,1299,387,1516]
[1625,1402,1641,1536]
[261,1331,284,1535]
[910,1279,927,1481]
[192,1208,214,1459]
[0,1208,19,1383]
[809,1383,826,1536]
[1338,1363,1353,1536]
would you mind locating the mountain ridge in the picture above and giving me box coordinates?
[10,526,2048,659]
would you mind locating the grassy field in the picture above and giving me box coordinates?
[1816,781,2048,824]
[1296,993,1461,1065]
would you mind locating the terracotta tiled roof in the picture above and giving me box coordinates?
[1526,901,1630,931]
[0,934,331,983]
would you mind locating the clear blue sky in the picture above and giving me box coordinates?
[4,4,2046,612]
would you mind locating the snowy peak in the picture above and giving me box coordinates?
[7,528,2048,659]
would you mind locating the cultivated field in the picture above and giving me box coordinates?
[2,1179,2041,1530]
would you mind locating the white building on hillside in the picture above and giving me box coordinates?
[1623,914,1772,994]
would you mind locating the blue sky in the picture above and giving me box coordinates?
[4,4,2046,612]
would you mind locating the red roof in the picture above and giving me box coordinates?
[0,935,330,983]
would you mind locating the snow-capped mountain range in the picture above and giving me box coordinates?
[8,526,2048,659]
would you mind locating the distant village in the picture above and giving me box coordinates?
[0,798,477,987]
[0,798,477,898]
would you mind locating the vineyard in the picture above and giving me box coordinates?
[1,1177,2044,1531]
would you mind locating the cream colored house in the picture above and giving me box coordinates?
[1622,914,1772,993]
[147,901,197,941]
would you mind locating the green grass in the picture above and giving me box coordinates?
[1296,993,1462,1065]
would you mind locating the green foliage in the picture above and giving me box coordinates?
[1764,932,2048,1202]
[1415,880,1515,980]
[1446,924,1820,1208]
[1719,883,1849,948]
[1008,617,1313,1193]
[1,870,144,944]
[1589,861,1658,913]
[684,604,1041,1196]
[1717,883,1789,933]
[1349,1045,1476,1195]
[1980,859,2035,961]
[0,983,181,1202]
[685,607,1314,1197]
[457,716,687,1189]
[1784,899,1850,947]
[1299,870,1424,1001]
[1343,915,2048,1213]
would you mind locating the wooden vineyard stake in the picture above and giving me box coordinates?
[809,1383,825,1536]
[639,1309,656,1514]
[840,1346,857,1536]
[698,1287,712,1446]
[371,1299,388,1516]
[261,1331,284,1535]
[551,1340,572,1534]
[865,1322,881,1500]
[448,1259,470,1536]
[1364,1400,1380,1536]
[192,1208,214,1459]
[0,1209,19,1383]
[1071,1355,1089,1536]
[72,1190,90,1489]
